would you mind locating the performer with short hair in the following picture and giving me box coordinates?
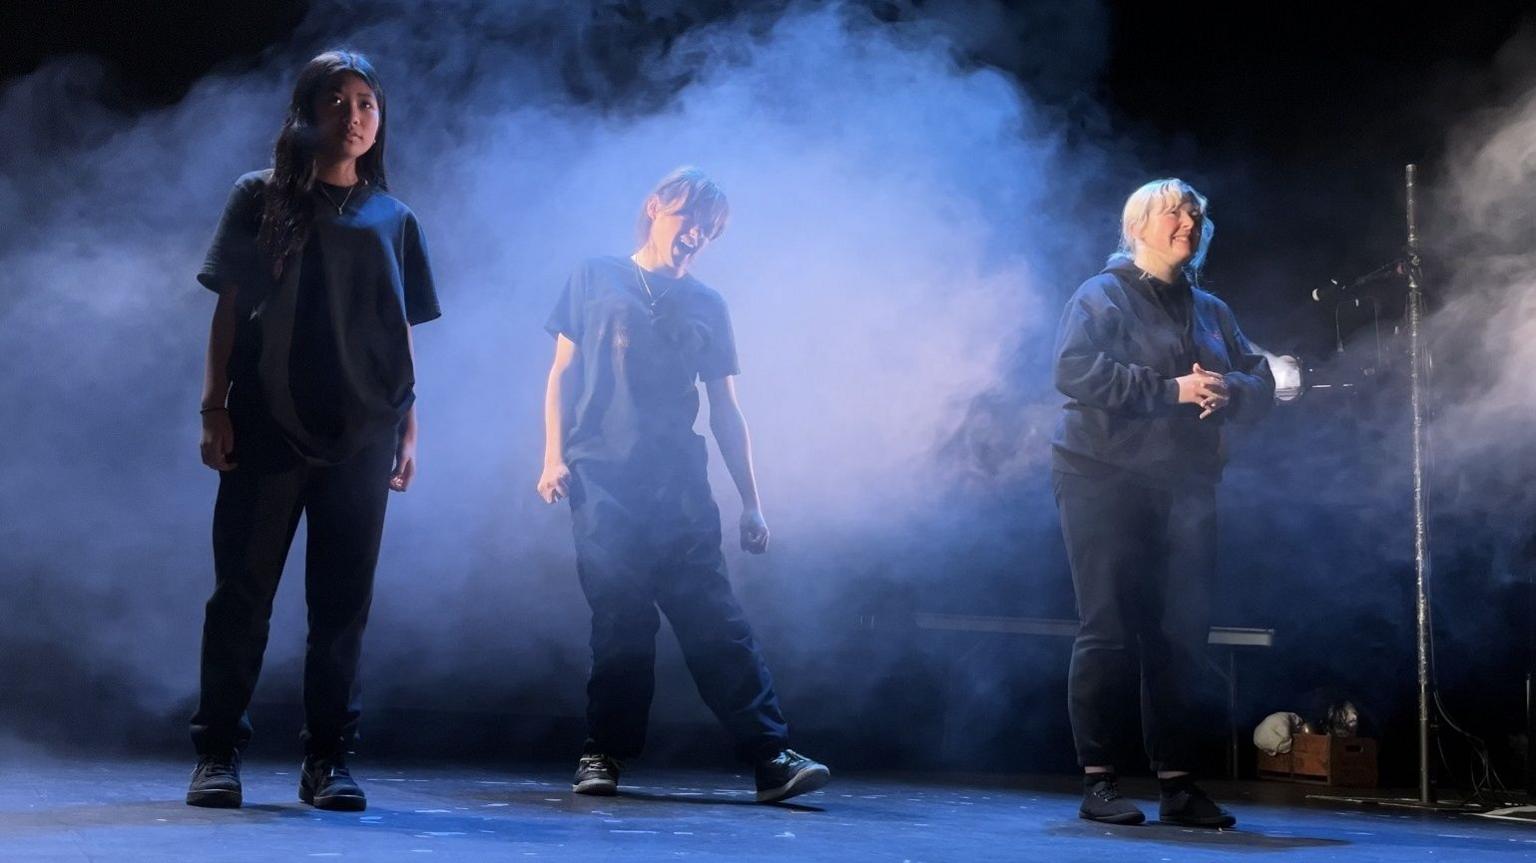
[539,167,829,804]
[1052,179,1273,827]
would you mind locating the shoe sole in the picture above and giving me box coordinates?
[572,778,618,796]
[300,784,368,812]
[756,764,830,804]
[311,794,367,812]
[186,789,242,808]
[1079,809,1145,825]
[1159,814,1236,829]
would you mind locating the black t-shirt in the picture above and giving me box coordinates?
[545,255,738,473]
[198,170,441,465]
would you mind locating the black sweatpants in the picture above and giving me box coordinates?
[1052,468,1218,772]
[190,423,395,758]
[569,460,789,763]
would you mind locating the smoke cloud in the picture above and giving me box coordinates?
[0,1,1120,758]
[5,0,1527,775]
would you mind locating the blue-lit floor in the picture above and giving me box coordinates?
[0,757,1531,861]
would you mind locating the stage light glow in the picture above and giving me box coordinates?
[1270,354,1304,402]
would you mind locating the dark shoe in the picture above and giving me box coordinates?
[186,752,242,808]
[755,749,830,803]
[572,754,621,796]
[300,753,367,811]
[1079,773,1145,825]
[1159,776,1236,828]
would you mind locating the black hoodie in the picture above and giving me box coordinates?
[1051,259,1274,486]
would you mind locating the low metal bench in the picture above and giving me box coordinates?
[910,613,1275,778]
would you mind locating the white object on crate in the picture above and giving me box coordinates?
[1253,711,1303,756]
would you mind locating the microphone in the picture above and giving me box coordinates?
[1311,260,1406,302]
[1311,279,1349,303]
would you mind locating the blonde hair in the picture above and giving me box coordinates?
[635,166,731,244]
[1108,178,1214,280]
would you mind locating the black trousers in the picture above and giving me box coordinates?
[1052,469,1217,772]
[569,461,789,763]
[190,424,395,758]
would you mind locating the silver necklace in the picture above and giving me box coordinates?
[316,179,362,215]
[631,258,673,313]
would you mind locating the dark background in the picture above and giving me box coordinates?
[2,0,1533,798]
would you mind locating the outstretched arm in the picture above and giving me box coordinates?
[537,334,581,503]
[705,375,768,554]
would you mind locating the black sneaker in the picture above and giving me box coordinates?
[754,749,830,804]
[299,753,367,811]
[1158,776,1236,828]
[573,754,622,795]
[186,751,242,808]
[1079,773,1146,825]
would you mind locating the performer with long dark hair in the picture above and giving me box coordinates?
[186,50,439,811]
[538,167,830,804]
[1052,179,1273,827]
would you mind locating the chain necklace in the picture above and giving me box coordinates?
[316,179,363,216]
[631,257,673,314]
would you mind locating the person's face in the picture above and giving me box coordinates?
[1135,196,1203,272]
[645,196,715,270]
[311,72,379,164]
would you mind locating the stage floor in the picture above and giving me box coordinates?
[0,757,1531,861]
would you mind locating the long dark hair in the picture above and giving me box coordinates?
[258,50,389,276]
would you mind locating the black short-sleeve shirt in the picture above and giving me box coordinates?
[545,255,738,471]
[199,170,441,465]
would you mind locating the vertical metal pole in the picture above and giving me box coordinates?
[1229,649,1240,780]
[1528,672,1535,795]
[1405,163,1434,804]
[1529,560,1536,795]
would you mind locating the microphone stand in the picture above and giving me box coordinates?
[1405,163,1435,805]
[1308,165,1477,812]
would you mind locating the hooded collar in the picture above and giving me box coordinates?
[1104,258,1191,294]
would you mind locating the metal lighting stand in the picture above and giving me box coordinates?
[1405,163,1435,805]
[1307,165,1482,812]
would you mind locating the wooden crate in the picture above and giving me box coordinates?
[1256,733,1378,787]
